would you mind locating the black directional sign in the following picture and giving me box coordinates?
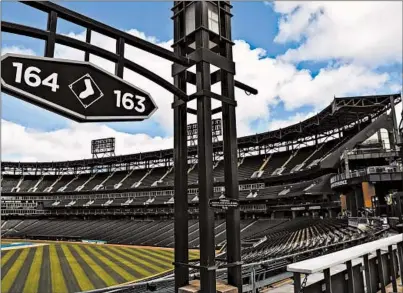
[209,198,239,210]
[1,54,157,122]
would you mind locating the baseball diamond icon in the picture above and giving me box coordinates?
[69,73,104,109]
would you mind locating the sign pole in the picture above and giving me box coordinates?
[221,2,243,291]
[194,2,217,291]
[172,1,244,292]
[172,1,189,290]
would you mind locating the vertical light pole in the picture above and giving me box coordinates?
[172,1,242,292]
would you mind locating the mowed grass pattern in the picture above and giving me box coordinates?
[1,242,200,293]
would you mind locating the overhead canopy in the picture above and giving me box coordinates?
[238,93,401,146]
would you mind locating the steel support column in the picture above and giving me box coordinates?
[363,254,372,293]
[195,2,216,291]
[346,260,355,293]
[324,268,332,293]
[388,245,398,292]
[397,243,403,287]
[172,2,189,291]
[293,273,301,293]
[170,2,256,291]
[44,11,57,57]
[173,73,189,291]
[376,249,386,293]
[220,2,242,291]
[390,95,400,147]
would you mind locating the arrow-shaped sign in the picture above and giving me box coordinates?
[1,53,158,122]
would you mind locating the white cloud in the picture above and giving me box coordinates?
[277,64,391,111]
[267,111,316,131]
[1,119,173,162]
[274,1,403,67]
[1,46,36,56]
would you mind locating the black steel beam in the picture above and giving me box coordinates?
[186,108,198,115]
[44,11,57,57]
[2,21,48,40]
[115,37,125,78]
[185,70,257,95]
[212,107,222,115]
[323,268,332,293]
[190,90,237,107]
[388,245,398,292]
[173,72,189,290]
[21,1,190,66]
[346,260,355,293]
[220,1,242,290]
[376,249,386,293]
[293,273,301,293]
[195,2,216,292]
[172,2,189,291]
[235,80,258,95]
[397,243,403,287]
[363,254,372,293]
[189,47,235,74]
[84,29,91,61]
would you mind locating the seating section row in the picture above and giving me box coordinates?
[1,218,255,248]
[240,218,373,263]
[1,217,374,255]
[36,174,332,210]
[1,139,345,193]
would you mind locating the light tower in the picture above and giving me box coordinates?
[172,2,243,292]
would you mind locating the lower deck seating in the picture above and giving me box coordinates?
[2,218,271,248]
[240,218,371,263]
[2,217,380,267]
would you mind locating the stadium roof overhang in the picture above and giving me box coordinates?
[238,93,401,146]
[2,93,401,169]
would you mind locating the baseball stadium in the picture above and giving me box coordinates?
[1,1,403,293]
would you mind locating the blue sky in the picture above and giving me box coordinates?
[1,1,402,161]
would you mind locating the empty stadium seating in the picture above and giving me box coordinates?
[1,217,378,265]
[238,155,265,179]
[1,137,344,194]
[1,176,20,192]
[2,218,275,249]
[119,169,149,189]
[234,218,375,263]
[36,176,331,210]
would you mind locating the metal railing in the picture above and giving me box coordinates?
[330,165,402,184]
[288,233,403,293]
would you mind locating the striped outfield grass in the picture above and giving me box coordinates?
[1,242,200,293]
